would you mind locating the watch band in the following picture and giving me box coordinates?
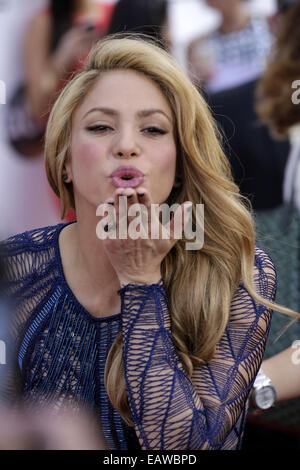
[251,367,277,412]
[253,367,272,389]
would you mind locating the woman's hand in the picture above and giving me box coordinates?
[98,187,192,286]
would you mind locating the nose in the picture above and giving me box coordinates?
[113,128,140,159]
[116,150,137,158]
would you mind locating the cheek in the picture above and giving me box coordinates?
[71,136,103,174]
[150,141,177,204]
[155,141,177,174]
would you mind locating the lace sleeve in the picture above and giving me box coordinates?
[119,247,276,450]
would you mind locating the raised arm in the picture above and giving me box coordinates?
[23,12,97,123]
[120,247,276,450]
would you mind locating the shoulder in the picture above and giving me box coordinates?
[229,246,276,327]
[231,246,277,310]
[0,224,65,282]
[1,224,62,255]
[253,245,277,301]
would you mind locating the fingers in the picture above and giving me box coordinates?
[102,187,150,239]
[107,188,149,210]
[164,201,193,242]
[101,189,193,243]
[119,187,150,239]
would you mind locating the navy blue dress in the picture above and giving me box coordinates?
[0,222,276,450]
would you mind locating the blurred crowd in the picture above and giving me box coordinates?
[1,0,300,451]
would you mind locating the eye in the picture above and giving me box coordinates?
[86,125,113,133]
[143,126,167,135]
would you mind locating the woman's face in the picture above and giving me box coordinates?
[68,69,177,213]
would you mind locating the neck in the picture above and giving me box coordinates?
[71,208,121,294]
[219,4,250,34]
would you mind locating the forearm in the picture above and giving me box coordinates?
[262,346,300,402]
[119,281,205,450]
[23,14,71,123]
[119,279,274,450]
[26,56,72,122]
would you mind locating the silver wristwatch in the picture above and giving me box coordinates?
[252,368,277,410]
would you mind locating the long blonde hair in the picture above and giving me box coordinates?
[45,34,298,425]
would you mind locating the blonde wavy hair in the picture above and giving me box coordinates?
[45,34,298,425]
[256,1,300,138]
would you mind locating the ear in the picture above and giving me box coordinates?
[63,152,73,183]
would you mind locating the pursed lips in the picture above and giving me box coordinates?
[110,166,145,188]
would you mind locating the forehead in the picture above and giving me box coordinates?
[74,69,173,120]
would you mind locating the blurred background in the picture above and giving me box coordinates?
[1,0,300,451]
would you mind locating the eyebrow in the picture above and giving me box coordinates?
[82,107,172,123]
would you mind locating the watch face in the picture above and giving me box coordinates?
[254,386,276,410]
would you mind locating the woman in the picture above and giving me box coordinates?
[24,0,114,124]
[1,35,296,451]
[187,0,272,93]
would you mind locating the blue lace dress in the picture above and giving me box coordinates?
[1,222,276,450]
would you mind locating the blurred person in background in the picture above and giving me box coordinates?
[107,0,170,49]
[7,0,115,224]
[0,397,106,449]
[243,0,300,449]
[0,403,106,449]
[207,80,289,211]
[8,0,115,157]
[256,0,300,211]
[206,0,293,212]
[187,0,273,93]
[24,0,115,128]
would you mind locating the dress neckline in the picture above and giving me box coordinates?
[54,221,121,324]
